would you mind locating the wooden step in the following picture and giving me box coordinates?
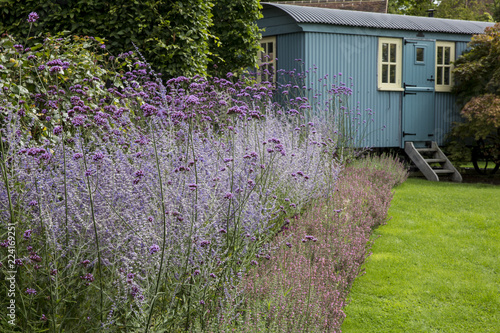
[405,141,462,182]
[433,169,455,174]
[425,158,446,163]
[416,148,437,153]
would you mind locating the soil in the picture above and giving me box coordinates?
[460,169,500,185]
[410,168,500,185]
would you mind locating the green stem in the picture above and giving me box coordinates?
[80,141,104,325]
[145,120,168,333]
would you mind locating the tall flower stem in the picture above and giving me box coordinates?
[145,119,168,333]
[80,141,104,324]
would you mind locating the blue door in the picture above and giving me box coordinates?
[402,39,435,145]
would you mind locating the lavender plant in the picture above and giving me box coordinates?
[259,60,379,163]
[236,158,406,333]
[0,16,340,331]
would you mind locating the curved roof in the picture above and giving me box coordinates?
[262,3,494,35]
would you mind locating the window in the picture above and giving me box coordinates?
[416,47,425,63]
[435,41,455,92]
[378,38,403,91]
[257,36,276,82]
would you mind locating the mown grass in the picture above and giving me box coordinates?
[342,178,500,333]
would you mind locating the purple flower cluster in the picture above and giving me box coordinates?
[27,12,39,23]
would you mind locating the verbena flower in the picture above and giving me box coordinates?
[25,288,37,295]
[27,12,39,23]
[149,244,160,255]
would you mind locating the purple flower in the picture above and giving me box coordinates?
[50,269,58,276]
[53,126,62,135]
[80,260,91,267]
[224,192,234,200]
[199,300,205,305]
[209,273,216,278]
[41,314,48,321]
[149,244,160,254]
[286,242,292,248]
[140,103,157,117]
[27,12,39,23]
[23,229,32,240]
[218,228,227,234]
[200,240,211,247]
[47,59,63,66]
[73,153,83,160]
[38,65,46,71]
[92,152,104,161]
[251,260,258,266]
[14,44,23,52]
[193,270,201,276]
[188,183,198,190]
[28,200,38,207]
[49,66,62,74]
[26,288,37,295]
[30,253,42,262]
[80,273,95,283]
[71,115,86,126]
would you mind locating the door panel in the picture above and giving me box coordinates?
[402,39,435,144]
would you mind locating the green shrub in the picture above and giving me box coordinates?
[350,153,409,187]
[0,32,147,145]
[0,0,263,78]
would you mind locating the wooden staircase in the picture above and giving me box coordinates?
[404,142,462,182]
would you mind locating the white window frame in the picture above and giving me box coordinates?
[435,41,455,92]
[257,36,276,83]
[377,38,403,91]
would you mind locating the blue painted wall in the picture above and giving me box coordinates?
[259,8,477,148]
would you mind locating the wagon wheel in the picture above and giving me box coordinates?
[471,139,500,175]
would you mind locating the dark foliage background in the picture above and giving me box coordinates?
[0,0,263,78]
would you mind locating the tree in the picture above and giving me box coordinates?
[448,23,500,172]
[433,0,493,21]
[208,0,263,77]
[0,0,262,78]
[388,0,494,21]
[388,0,435,16]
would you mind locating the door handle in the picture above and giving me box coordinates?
[427,75,435,82]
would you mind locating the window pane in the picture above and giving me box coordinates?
[390,65,396,83]
[437,67,443,85]
[382,64,388,83]
[382,43,388,62]
[444,67,450,85]
[416,47,424,62]
[268,42,273,54]
[437,46,443,65]
[444,47,451,65]
[390,43,396,63]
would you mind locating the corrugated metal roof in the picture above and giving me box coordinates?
[262,3,494,35]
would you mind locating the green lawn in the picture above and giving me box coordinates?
[342,178,500,333]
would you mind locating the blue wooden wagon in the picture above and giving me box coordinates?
[257,3,494,181]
